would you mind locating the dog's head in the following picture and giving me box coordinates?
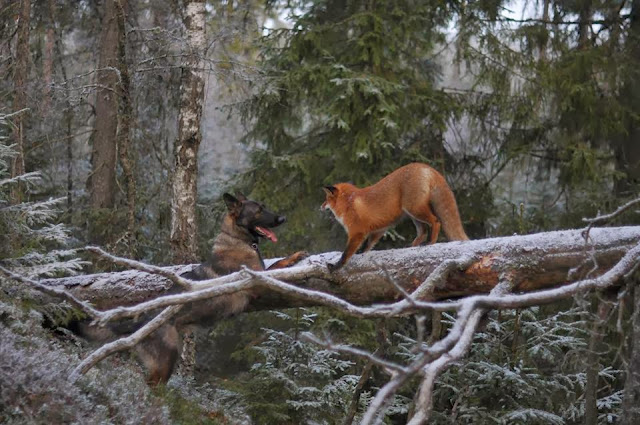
[223,193,285,242]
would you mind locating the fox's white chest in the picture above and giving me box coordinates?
[326,205,348,232]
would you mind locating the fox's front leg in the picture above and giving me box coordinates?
[328,233,366,272]
[267,251,310,270]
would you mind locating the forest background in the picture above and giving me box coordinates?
[1,0,640,424]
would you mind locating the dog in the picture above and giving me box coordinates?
[77,193,308,385]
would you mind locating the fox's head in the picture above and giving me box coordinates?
[321,183,356,214]
[321,185,338,212]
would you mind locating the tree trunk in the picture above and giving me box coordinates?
[170,0,206,264]
[577,0,592,49]
[584,297,613,425]
[42,227,640,311]
[539,0,550,61]
[617,2,640,406]
[89,0,120,212]
[42,8,54,114]
[621,280,640,424]
[49,0,74,215]
[10,0,31,204]
[114,0,136,256]
[614,0,640,196]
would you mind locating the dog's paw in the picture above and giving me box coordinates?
[293,251,310,262]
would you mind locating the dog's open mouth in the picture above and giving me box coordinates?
[254,226,278,243]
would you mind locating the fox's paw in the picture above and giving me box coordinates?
[327,262,342,272]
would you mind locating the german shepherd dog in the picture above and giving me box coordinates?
[78,193,308,385]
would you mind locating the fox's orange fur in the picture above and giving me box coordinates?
[322,163,468,270]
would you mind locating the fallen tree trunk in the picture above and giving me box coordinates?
[43,226,640,310]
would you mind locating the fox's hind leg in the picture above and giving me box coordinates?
[410,219,428,246]
[409,205,441,246]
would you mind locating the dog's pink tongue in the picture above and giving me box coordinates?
[256,226,278,242]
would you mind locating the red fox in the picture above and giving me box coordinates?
[321,163,468,270]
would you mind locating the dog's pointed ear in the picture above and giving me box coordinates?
[323,185,337,196]
[235,192,247,201]
[223,193,242,211]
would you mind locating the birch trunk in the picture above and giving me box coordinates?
[170,0,206,264]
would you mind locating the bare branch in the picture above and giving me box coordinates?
[405,256,476,302]
[408,279,517,424]
[0,265,100,319]
[69,305,183,382]
[93,276,253,325]
[407,307,486,425]
[85,246,193,289]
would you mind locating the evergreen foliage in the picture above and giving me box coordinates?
[423,306,625,424]
[240,0,474,255]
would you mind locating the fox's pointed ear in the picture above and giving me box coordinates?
[323,185,337,196]
[235,192,247,201]
[223,193,241,211]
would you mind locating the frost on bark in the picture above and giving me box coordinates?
[41,227,640,310]
[89,0,120,211]
[170,0,206,264]
[10,0,31,204]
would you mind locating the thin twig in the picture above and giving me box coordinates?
[582,197,640,242]
[301,332,406,375]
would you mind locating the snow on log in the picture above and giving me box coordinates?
[39,227,640,311]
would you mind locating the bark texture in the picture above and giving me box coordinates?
[584,298,613,425]
[10,0,31,204]
[114,0,136,254]
[43,7,54,114]
[89,0,120,210]
[170,0,206,264]
[42,227,640,311]
[621,282,640,424]
[615,0,640,194]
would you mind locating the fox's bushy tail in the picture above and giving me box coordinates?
[430,183,469,241]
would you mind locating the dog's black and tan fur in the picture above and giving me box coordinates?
[77,193,308,385]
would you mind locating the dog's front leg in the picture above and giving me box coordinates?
[266,251,309,270]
